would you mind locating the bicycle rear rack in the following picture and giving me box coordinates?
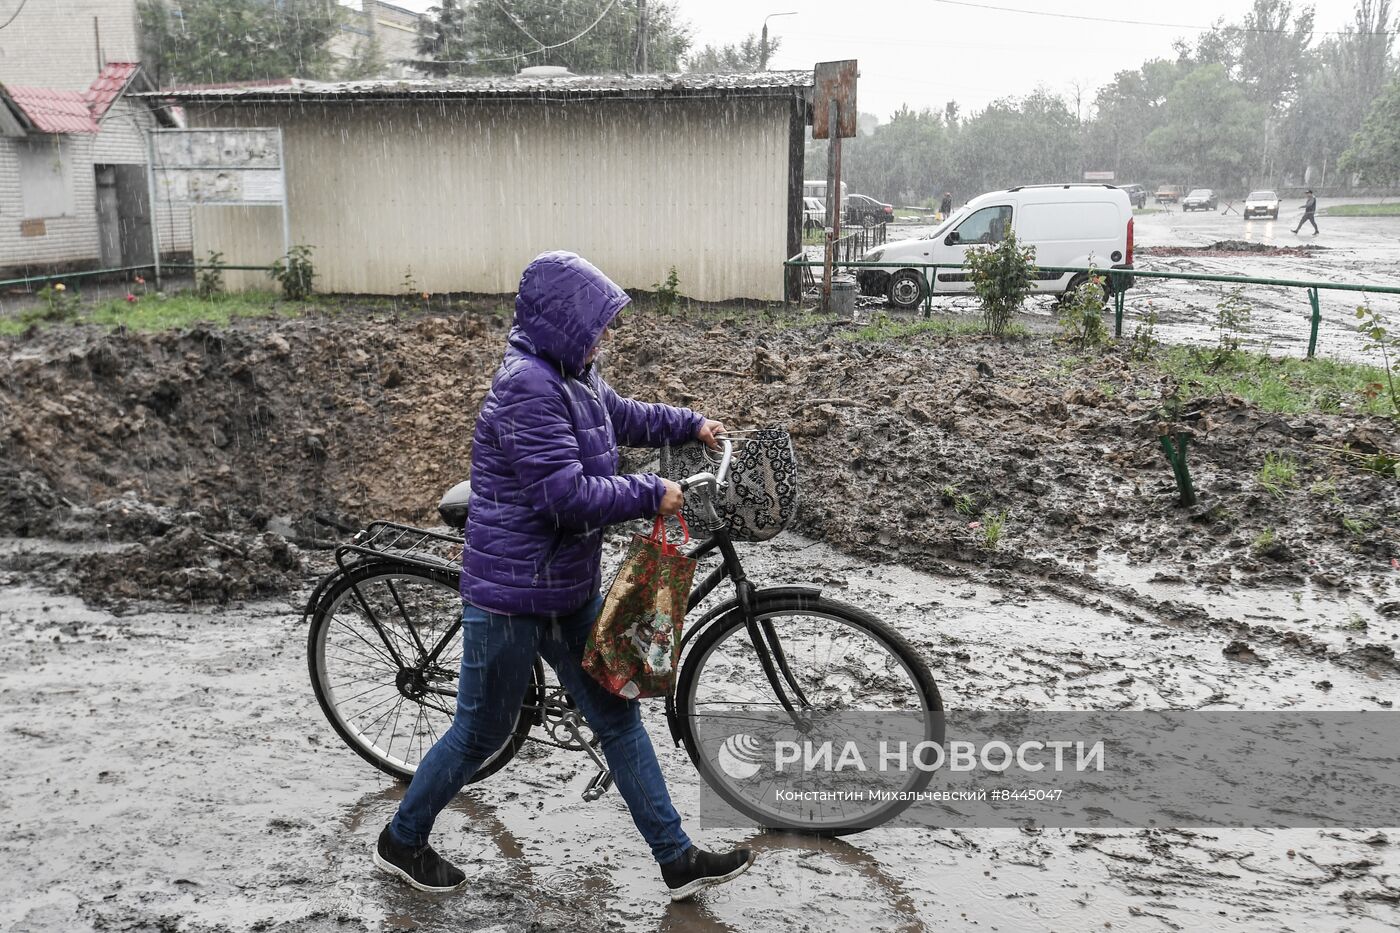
[334,520,464,574]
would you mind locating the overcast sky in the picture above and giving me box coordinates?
[384,0,1362,119]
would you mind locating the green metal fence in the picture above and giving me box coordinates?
[783,255,1400,360]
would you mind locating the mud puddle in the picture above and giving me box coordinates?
[5,531,1398,932]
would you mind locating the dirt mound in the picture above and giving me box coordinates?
[3,308,1398,604]
[1140,240,1323,257]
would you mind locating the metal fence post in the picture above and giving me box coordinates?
[1113,274,1125,338]
[1306,287,1321,359]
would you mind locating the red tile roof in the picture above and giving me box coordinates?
[82,62,141,119]
[2,85,98,134]
[1,62,144,134]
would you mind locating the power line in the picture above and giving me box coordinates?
[928,0,1395,36]
[0,0,30,32]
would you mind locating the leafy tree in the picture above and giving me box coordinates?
[414,0,691,76]
[415,0,477,76]
[805,106,952,205]
[1238,0,1315,110]
[138,0,342,86]
[340,27,387,80]
[952,90,1081,195]
[1284,0,1394,181]
[684,33,774,73]
[1145,64,1264,189]
[1340,76,1400,182]
[1085,58,1183,181]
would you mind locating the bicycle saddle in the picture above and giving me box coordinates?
[437,480,471,529]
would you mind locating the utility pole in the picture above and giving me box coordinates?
[636,0,648,73]
[760,11,797,71]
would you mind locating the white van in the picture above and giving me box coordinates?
[804,179,848,202]
[857,184,1135,310]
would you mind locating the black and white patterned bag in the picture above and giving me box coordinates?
[659,428,798,542]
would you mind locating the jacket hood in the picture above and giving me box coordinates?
[511,251,630,376]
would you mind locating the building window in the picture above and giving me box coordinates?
[18,138,75,219]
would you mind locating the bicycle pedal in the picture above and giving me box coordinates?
[582,769,614,801]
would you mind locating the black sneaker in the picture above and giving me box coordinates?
[372,824,466,893]
[660,845,756,902]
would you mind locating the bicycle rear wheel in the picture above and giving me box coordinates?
[307,560,537,782]
[676,593,942,835]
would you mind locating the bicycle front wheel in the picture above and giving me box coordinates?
[307,560,536,782]
[676,593,942,835]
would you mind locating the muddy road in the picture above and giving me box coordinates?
[4,533,1399,933]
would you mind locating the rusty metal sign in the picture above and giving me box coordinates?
[812,60,857,139]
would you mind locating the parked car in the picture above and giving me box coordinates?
[857,184,1135,311]
[1155,184,1185,204]
[844,193,895,228]
[1182,188,1218,212]
[802,196,826,232]
[1243,189,1281,219]
[1119,183,1148,208]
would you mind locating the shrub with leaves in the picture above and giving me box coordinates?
[269,244,316,301]
[1355,302,1400,416]
[653,266,681,314]
[1214,286,1252,358]
[24,283,81,324]
[965,229,1036,337]
[1130,305,1160,361]
[196,250,226,298]
[1057,273,1108,349]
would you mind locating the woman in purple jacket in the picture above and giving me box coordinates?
[373,251,755,902]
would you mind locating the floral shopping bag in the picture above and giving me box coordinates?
[583,515,697,699]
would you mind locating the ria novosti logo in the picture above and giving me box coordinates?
[716,733,765,780]
[713,732,1106,777]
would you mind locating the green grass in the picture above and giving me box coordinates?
[941,483,975,516]
[843,315,1030,343]
[978,509,1009,550]
[88,291,313,330]
[1154,346,1396,417]
[1257,453,1300,499]
[1322,203,1400,217]
[0,290,318,335]
[1252,527,1277,554]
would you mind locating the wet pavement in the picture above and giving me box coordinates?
[861,197,1400,365]
[4,532,1399,932]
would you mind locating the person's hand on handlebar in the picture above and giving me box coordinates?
[696,418,727,450]
[659,479,685,516]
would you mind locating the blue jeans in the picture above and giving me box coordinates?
[389,594,692,865]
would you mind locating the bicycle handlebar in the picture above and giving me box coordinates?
[678,437,733,494]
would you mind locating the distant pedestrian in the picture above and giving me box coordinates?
[940,191,953,216]
[1293,190,1319,235]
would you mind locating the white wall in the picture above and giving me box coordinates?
[0,0,140,90]
[191,96,793,301]
[0,99,192,270]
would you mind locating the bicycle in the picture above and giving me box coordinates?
[306,433,943,834]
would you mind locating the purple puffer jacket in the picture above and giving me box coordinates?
[460,251,702,616]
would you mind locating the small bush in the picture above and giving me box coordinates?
[196,250,226,299]
[965,228,1036,337]
[1215,286,1252,359]
[22,283,81,324]
[1057,273,1108,349]
[1355,303,1400,416]
[1252,528,1276,554]
[653,266,681,314]
[1130,306,1159,361]
[270,245,316,301]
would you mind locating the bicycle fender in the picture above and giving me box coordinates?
[664,584,822,745]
